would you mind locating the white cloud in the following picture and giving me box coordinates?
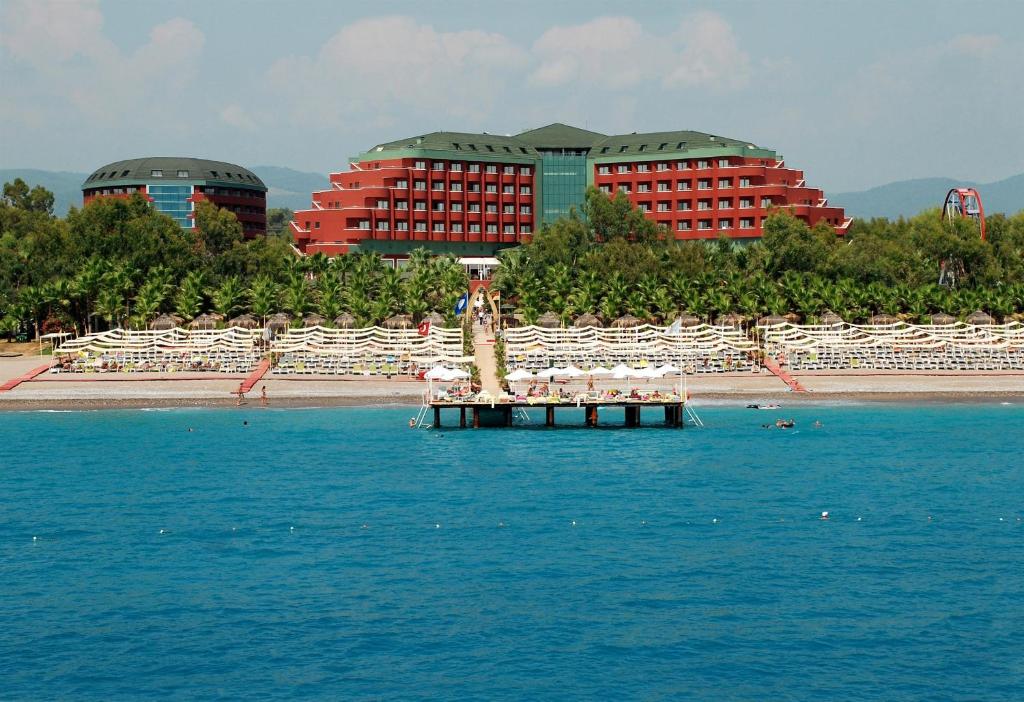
[219,104,256,132]
[664,12,750,90]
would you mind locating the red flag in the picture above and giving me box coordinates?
[417,319,431,336]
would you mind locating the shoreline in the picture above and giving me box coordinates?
[2,391,1022,412]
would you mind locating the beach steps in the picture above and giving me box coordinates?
[0,362,52,393]
[762,357,808,392]
[239,358,271,394]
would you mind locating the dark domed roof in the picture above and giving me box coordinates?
[83,157,266,190]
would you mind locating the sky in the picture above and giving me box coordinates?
[1,0,1022,193]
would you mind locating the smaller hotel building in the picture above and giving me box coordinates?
[83,157,268,237]
[293,123,849,261]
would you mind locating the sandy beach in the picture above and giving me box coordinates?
[3,352,1024,410]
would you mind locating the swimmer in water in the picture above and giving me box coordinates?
[813,420,823,428]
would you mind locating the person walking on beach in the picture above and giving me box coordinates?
[236,382,245,407]
[260,385,268,407]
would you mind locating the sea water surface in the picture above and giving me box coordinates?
[1,403,1022,700]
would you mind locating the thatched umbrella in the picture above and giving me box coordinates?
[758,314,788,326]
[536,311,562,328]
[265,312,291,333]
[784,312,802,324]
[966,310,994,325]
[151,313,182,330]
[228,313,259,329]
[869,313,899,324]
[382,313,414,329]
[611,314,643,329]
[930,312,956,325]
[189,313,219,330]
[423,311,445,328]
[678,313,702,328]
[333,312,356,329]
[820,311,844,325]
[715,313,746,327]
[303,313,326,328]
[573,313,603,328]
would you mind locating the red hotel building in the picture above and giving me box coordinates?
[83,157,268,237]
[293,123,849,260]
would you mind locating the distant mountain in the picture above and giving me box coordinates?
[830,173,1023,220]
[0,166,329,215]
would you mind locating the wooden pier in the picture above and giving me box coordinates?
[427,400,686,428]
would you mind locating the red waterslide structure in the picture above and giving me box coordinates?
[942,187,986,240]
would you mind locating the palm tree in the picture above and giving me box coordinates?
[211,276,245,318]
[133,280,164,328]
[248,275,279,323]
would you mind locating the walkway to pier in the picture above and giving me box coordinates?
[762,357,808,392]
[472,324,502,395]
[0,362,51,393]
[239,358,271,394]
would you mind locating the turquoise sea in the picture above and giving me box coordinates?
[1,403,1022,700]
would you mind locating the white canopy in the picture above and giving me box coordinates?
[551,365,584,377]
[443,368,471,380]
[610,363,635,378]
[655,364,681,374]
[505,369,534,381]
[534,367,560,378]
[586,366,612,375]
[424,366,452,380]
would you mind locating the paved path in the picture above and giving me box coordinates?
[239,358,271,394]
[472,324,502,395]
[762,357,808,392]
[0,362,51,393]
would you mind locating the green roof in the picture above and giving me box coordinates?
[84,157,266,190]
[514,123,606,149]
[591,130,758,157]
[367,131,540,158]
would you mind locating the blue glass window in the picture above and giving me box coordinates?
[540,150,588,224]
[148,184,193,227]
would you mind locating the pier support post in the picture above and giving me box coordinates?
[460,407,466,428]
[505,406,513,427]
[664,406,673,425]
[472,407,480,428]
[545,406,555,427]
[625,406,641,427]
[433,406,441,427]
[676,404,684,427]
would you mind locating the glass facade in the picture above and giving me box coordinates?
[147,184,193,227]
[539,150,588,224]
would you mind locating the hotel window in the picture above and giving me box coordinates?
[485,165,498,174]
[469,203,481,213]
[503,185,514,194]
[503,205,514,214]
[414,201,426,211]
[698,179,711,190]
[698,220,712,230]
[469,164,480,173]
[617,165,630,174]
[618,185,631,194]
[761,197,772,208]
[396,221,409,231]
[414,180,426,190]
[376,221,389,231]
[740,198,753,209]
[740,218,754,229]
[657,202,671,212]
[432,181,444,191]
[314,221,321,229]
[599,185,611,194]
[657,181,671,192]
[698,199,712,211]
[414,161,426,170]
[151,170,163,177]
[719,219,733,230]
[656,162,669,171]
[432,163,444,171]
[677,221,692,231]
[598,166,611,175]
[376,199,388,209]
[637,164,650,173]
[677,200,692,211]
[451,163,462,172]
[520,224,532,234]
[503,224,515,234]
[177,170,189,178]
[486,204,497,213]
[697,160,709,169]
[486,224,497,234]
[433,222,445,232]
[485,184,497,194]
[718,159,730,167]
[452,223,463,233]
[719,198,732,209]
[433,202,445,212]
[358,220,370,229]
[520,205,531,215]
[519,186,531,195]
[395,179,408,189]
[469,184,481,193]
[470,223,481,233]
[520,166,532,176]
[677,161,689,170]
[503,166,515,175]
[451,183,462,192]
[677,180,691,191]
[638,203,650,213]
[739,178,751,188]
[395,202,408,210]
[718,178,732,188]
[415,222,427,232]
[451,203,463,213]
[637,183,651,193]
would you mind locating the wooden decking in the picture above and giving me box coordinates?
[428,399,686,428]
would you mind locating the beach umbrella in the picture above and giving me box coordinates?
[678,313,702,328]
[655,364,681,375]
[820,311,843,325]
[929,312,956,325]
[534,367,559,378]
[586,366,613,375]
[423,311,445,327]
[869,313,899,325]
[227,313,259,329]
[266,312,291,333]
[443,368,471,381]
[189,313,219,330]
[505,369,534,381]
[611,363,637,379]
[715,313,745,327]
[150,313,182,330]
[332,312,357,329]
[383,314,414,329]
[536,311,561,328]
[554,365,584,378]
[758,314,788,326]
[303,313,326,328]
[966,310,994,326]
[573,313,603,328]
[424,365,452,380]
[636,366,666,378]
[784,312,802,323]
[611,314,643,329]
